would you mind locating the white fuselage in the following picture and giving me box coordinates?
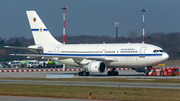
[41,43,169,68]
[25,11,169,69]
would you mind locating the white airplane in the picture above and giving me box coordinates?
[5,11,169,76]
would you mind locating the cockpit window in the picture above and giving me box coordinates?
[153,50,164,53]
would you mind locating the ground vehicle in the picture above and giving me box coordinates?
[10,60,21,68]
[38,61,63,68]
[0,62,3,68]
[0,59,10,68]
[148,67,179,76]
[20,60,28,68]
[2,62,10,68]
[47,61,63,68]
[27,60,40,68]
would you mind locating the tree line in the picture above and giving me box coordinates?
[0,32,180,60]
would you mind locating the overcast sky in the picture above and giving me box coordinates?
[0,0,180,39]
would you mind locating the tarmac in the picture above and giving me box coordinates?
[0,66,180,101]
[0,67,180,79]
[0,96,100,101]
[1,79,180,89]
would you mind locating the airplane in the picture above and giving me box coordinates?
[5,11,169,76]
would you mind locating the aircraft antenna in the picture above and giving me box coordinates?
[61,6,68,44]
[114,18,119,38]
[141,8,147,44]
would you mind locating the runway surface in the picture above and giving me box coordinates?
[1,79,180,89]
[0,67,180,101]
[0,69,180,79]
[0,96,99,101]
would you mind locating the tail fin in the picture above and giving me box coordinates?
[26,11,62,45]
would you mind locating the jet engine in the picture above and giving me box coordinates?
[84,61,106,73]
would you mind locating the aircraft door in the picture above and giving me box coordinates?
[102,49,106,57]
[54,47,60,55]
[139,47,146,58]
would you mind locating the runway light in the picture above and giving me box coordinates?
[88,93,92,99]
[118,85,120,88]
[93,79,94,81]
[11,77,12,79]
[2,81,3,84]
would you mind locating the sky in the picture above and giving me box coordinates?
[0,0,180,39]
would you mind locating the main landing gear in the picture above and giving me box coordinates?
[78,71,90,76]
[107,68,118,76]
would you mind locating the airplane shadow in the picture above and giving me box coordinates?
[52,72,144,76]
[90,74,144,76]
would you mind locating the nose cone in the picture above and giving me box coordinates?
[162,52,169,61]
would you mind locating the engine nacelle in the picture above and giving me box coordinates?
[84,61,106,73]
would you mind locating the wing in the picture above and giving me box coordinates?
[10,53,117,63]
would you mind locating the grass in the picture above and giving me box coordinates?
[1,77,180,84]
[0,84,180,101]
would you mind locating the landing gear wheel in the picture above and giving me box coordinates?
[78,72,83,76]
[115,71,118,75]
[144,72,148,76]
[144,66,151,76]
[82,71,86,76]
[78,71,90,76]
[144,71,149,76]
[107,69,118,76]
[86,72,90,76]
[160,70,164,76]
[108,71,111,76]
[153,70,156,76]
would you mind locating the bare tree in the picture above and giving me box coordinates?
[127,31,138,39]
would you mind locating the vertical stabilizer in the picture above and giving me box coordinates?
[26,11,62,45]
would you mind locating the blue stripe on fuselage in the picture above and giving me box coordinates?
[42,53,162,57]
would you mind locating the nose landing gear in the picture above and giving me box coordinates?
[144,66,152,76]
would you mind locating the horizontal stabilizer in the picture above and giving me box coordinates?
[4,46,43,51]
